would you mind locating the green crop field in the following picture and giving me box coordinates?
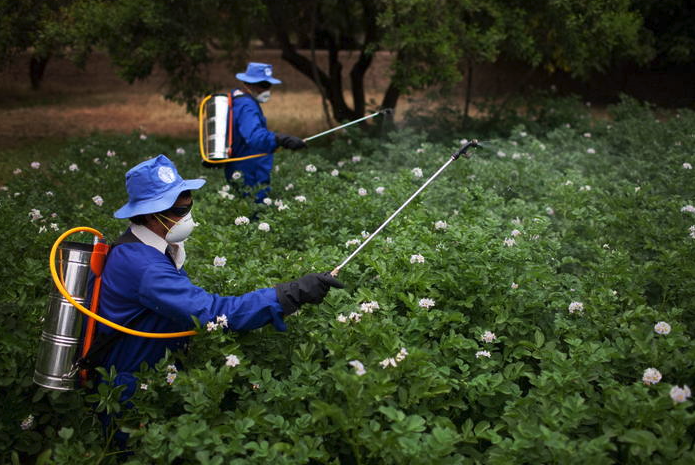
[2,96,694,464]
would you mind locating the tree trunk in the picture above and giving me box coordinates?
[30,55,50,90]
[464,59,473,119]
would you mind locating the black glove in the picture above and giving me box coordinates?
[275,272,345,315]
[201,160,223,169]
[275,133,307,150]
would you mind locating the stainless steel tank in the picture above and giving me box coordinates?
[204,94,231,160]
[34,241,92,390]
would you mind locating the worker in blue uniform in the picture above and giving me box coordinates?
[97,154,343,401]
[224,62,306,202]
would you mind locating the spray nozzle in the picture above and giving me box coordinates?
[453,139,481,159]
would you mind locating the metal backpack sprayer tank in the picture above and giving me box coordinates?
[34,227,197,391]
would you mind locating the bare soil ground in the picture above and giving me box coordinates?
[0,49,405,151]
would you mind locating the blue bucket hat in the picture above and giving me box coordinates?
[235,62,282,85]
[114,154,206,219]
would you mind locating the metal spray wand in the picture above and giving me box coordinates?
[331,139,480,276]
[304,108,393,142]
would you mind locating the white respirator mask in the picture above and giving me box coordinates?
[255,90,271,103]
[157,212,195,243]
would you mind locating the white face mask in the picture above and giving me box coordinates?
[255,90,271,103]
[158,212,195,243]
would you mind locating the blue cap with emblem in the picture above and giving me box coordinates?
[235,62,282,85]
[114,154,206,219]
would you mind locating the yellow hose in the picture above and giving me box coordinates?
[198,94,270,163]
[50,227,197,338]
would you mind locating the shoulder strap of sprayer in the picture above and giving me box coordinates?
[75,229,149,371]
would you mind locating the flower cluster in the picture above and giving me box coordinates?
[294,195,306,202]
[231,171,242,180]
[234,216,250,225]
[475,350,491,359]
[410,254,425,264]
[358,188,368,196]
[337,300,380,323]
[568,301,584,314]
[166,364,177,384]
[92,195,104,206]
[503,237,516,247]
[20,414,34,430]
[689,225,695,239]
[412,167,423,178]
[348,360,366,376]
[681,205,695,213]
[206,315,228,332]
[654,321,671,335]
[345,238,361,248]
[375,186,385,195]
[642,367,662,385]
[331,169,339,177]
[481,331,497,343]
[360,301,379,313]
[225,354,240,367]
[305,164,317,173]
[29,209,42,221]
[379,348,408,368]
[670,385,692,403]
[69,163,79,172]
[418,298,435,309]
[434,220,448,230]
[258,222,270,232]
[213,256,227,267]
[511,282,519,289]
[31,161,40,169]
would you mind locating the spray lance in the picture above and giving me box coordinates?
[330,139,481,276]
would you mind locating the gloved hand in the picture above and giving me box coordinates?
[275,272,344,315]
[275,133,307,150]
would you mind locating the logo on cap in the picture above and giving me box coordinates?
[264,67,272,76]
[158,166,176,184]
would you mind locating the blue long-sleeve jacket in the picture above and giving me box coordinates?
[224,90,277,191]
[97,233,285,396]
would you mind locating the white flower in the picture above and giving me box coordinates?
[166,364,178,373]
[50,223,59,231]
[418,298,435,309]
[579,185,592,191]
[510,229,522,237]
[568,301,584,314]
[670,385,692,403]
[232,171,242,180]
[13,168,22,175]
[681,205,695,213]
[587,148,596,154]
[30,161,40,169]
[234,216,250,225]
[346,238,361,248]
[360,230,370,239]
[251,383,260,390]
[140,383,148,390]
[360,301,379,313]
[386,237,393,244]
[218,190,234,200]
[379,357,398,368]
[206,321,219,331]
[375,186,385,195]
[583,132,592,138]
[642,368,662,385]
[39,226,47,233]
[331,169,339,176]
[348,360,366,376]
[305,164,317,173]
[683,163,692,170]
[410,254,425,264]
[358,188,368,196]
[225,354,240,367]
[497,150,506,158]
[139,134,148,140]
[336,314,348,323]
[176,147,186,155]
[412,167,423,178]
[284,183,294,191]
[635,186,641,192]
[337,161,346,167]
[20,414,34,430]
[475,350,491,359]
[503,237,516,247]
[564,180,574,186]
[511,282,519,289]
[654,321,671,335]
[46,191,54,197]
[258,222,270,232]
[546,207,555,216]
[481,331,497,343]
[106,150,116,157]
[278,204,289,211]
[460,138,469,145]
[93,157,100,164]
[351,155,361,163]
[166,372,177,384]
[395,347,408,362]
[216,315,228,328]
[92,195,104,206]
[294,195,306,202]
[348,312,362,322]
[0,186,7,191]
[434,220,448,230]
[512,152,522,160]
[262,197,272,205]
[29,209,42,221]
[213,256,227,267]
